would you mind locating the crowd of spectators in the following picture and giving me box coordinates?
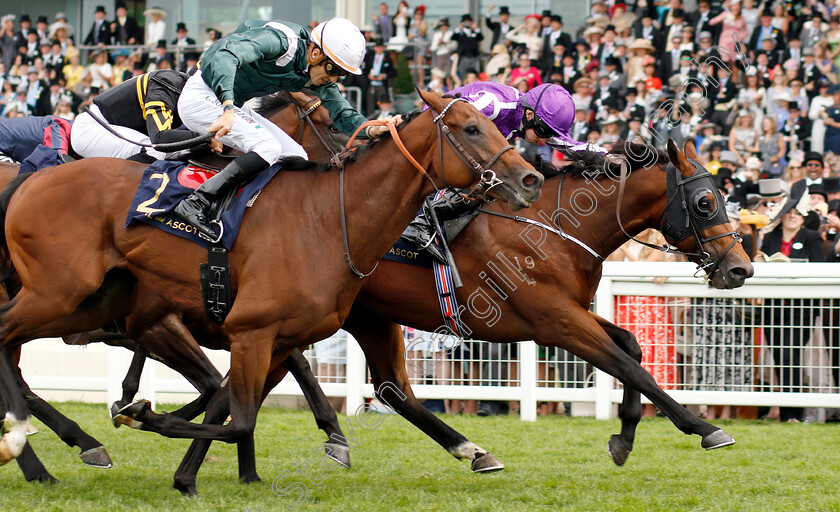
[0,5,212,119]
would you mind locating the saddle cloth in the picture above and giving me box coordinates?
[125,160,281,249]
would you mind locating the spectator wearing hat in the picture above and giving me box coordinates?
[586,1,609,30]
[571,76,593,111]
[22,31,40,64]
[663,8,687,53]
[82,48,113,92]
[110,2,139,45]
[453,13,484,79]
[15,14,31,49]
[486,44,511,82]
[144,7,167,53]
[801,11,826,51]
[430,18,455,79]
[799,48,824,99]
[539,9,552,36]
[44,40,65,82]
[84,5,111,47]
[171,22,196,73]
[632,13,661,57]
[34,16,49,47]
[485,5,512,48]
[540,15,571,70]
[659,34,685,81]
[821,84,840,156]
[0,15,17,70]
[147,39,172,72]
[757,180,823,424]
[205,28,223,50]
[782,101,812,152]
[750,7,783,53]
[809,79,835,153]
[361,38,396,117]
[799,151,825,186]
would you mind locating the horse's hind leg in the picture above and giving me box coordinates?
[344,304,503,472]
[591,313,642,466]
[282,348,350,468]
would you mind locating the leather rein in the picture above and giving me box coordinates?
[330,97,515,278]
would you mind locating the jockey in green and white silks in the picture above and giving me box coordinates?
[174,18,394,240]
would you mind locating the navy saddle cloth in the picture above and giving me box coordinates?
[125,160,281,250]
[382,236,435,268]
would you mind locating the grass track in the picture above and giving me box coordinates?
[1,402,839,511]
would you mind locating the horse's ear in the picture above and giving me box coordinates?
[417,86,443,111]
[682,138,699,162]
[667,139,695,177]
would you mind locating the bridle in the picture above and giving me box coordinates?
[428,97,514,200]
[335,96,519,278]
[615,155,742,281]
[295,98,344,157]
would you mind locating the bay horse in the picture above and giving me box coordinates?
[0,91,369,482]
[0,89,542,488]
[162,139,756,496]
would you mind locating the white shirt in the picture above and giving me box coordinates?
[145,20,166,48]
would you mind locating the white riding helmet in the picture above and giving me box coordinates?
[310,18,366,76]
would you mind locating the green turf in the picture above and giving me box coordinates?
[1,402,839,511]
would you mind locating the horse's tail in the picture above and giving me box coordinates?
[0,172,34,285]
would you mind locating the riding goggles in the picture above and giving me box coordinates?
[531,117,558,139]
[322,58,348,77]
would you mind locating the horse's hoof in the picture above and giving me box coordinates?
[240,473,262,484]
[112,400,149,429]
[701,429,736,450]
[80,446,113,468]
[607,434,632,466]
[324,442,351,469]
[27,471,58,484]
[173,478,198,496]
[110,402,124,428]
[471,452,504,472]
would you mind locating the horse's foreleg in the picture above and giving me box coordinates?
[0,347,32,466]
[282,348,350,468]
[536,307,733,450]
[110,344,147,419]
[591,313,642,466]
[344,304,503,473]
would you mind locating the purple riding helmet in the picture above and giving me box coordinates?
[520,83,604,152]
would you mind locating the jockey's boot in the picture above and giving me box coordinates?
[174,151,269,240]
[403,189,475,265]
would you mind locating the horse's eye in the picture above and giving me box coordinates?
[465,125,479,135]
[698,197,711,211]
[329,125,340,134]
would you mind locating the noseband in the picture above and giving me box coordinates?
[429,97,516,199]
[616,156,742,280]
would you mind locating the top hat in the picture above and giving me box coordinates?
[116,1,127,10]
[499,6,510,15]
[176,22,187,32]
[758,178,785,197]
[156,39,167,49]
[541,9,551,18]
[373,37,386,46]
[19,14,30,23]
[461,13,473,22]
[95,5,106,14]
[36,16,47,24]
[803,151,824,166]
[551,15,563,24]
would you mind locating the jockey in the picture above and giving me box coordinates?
[174,18,394,240]
[71,69,204,162]
[404,82,593,263]
[0,115,73,162]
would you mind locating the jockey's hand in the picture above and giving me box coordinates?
[209,138,223,153]
[209,108,235,139]
[367,115,403,139]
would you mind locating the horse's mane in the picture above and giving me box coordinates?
[257,88,319,117]
[557,139,669,178]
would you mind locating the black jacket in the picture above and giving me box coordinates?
[112,16,141,44]
[92,70,199,145]
[84,19,112,46]
[361,52,397,87]
[761,227,824,261]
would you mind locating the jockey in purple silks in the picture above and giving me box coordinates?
[404,81,604,263]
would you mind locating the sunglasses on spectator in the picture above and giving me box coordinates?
[806,162,823,167]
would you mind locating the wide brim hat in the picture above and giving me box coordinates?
[584,26,604,37]
[1,14,15,25]
[628,38,655,51]
[720,150,740,165]
[143,7,168,19]
[48,21,73,38]
[770,179,810,225]
[573,77,593,92]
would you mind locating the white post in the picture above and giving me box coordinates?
[344,332,366,414]
[519,340,538,421]
[138,358,156,411]
[594,277,616,420]
[107,345,127,407]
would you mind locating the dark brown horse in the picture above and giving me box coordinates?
[0,89,542,488]
[164,139,755,496]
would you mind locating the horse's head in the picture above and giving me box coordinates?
[417,88,543,211]
[263,91,350,162]
[662,139,754,289]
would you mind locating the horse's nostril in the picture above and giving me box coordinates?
[729,266,749,279]
[522,173,540,188]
